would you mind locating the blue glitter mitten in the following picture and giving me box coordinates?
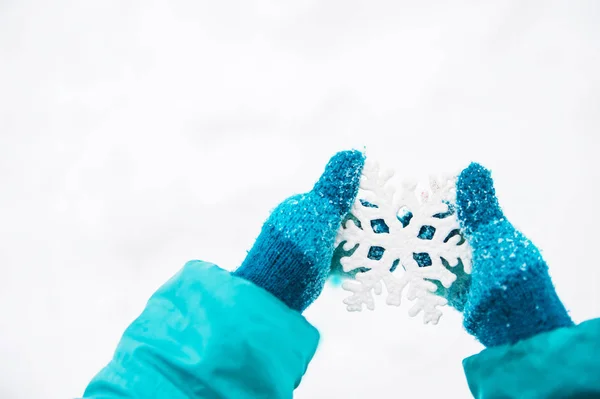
[455,163,573,347]
[234,150,365,313]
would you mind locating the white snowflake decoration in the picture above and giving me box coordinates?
[336,159,472,324]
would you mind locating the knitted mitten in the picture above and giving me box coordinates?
[234,150,365,313]
[453,163,573,347]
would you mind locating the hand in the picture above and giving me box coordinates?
[234,150,365,313]
[452,163,573,347]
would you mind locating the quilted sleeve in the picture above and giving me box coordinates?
[83,260,320,399]
[463,318,600,398]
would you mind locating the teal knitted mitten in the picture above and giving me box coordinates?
[234,150,365,313]
[452,163,573,347]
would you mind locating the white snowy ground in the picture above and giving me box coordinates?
[1,1,599,398]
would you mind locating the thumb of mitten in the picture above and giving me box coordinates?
[456,163,505,239]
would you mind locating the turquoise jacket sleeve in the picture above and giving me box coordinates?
[83,260,320,399]
[463,318,600,398]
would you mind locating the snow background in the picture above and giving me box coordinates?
[1,1,599,398]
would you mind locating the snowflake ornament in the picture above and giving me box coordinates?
[335,159,472,324]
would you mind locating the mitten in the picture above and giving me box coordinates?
[454,163,573,347]
[234,150,365,313]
